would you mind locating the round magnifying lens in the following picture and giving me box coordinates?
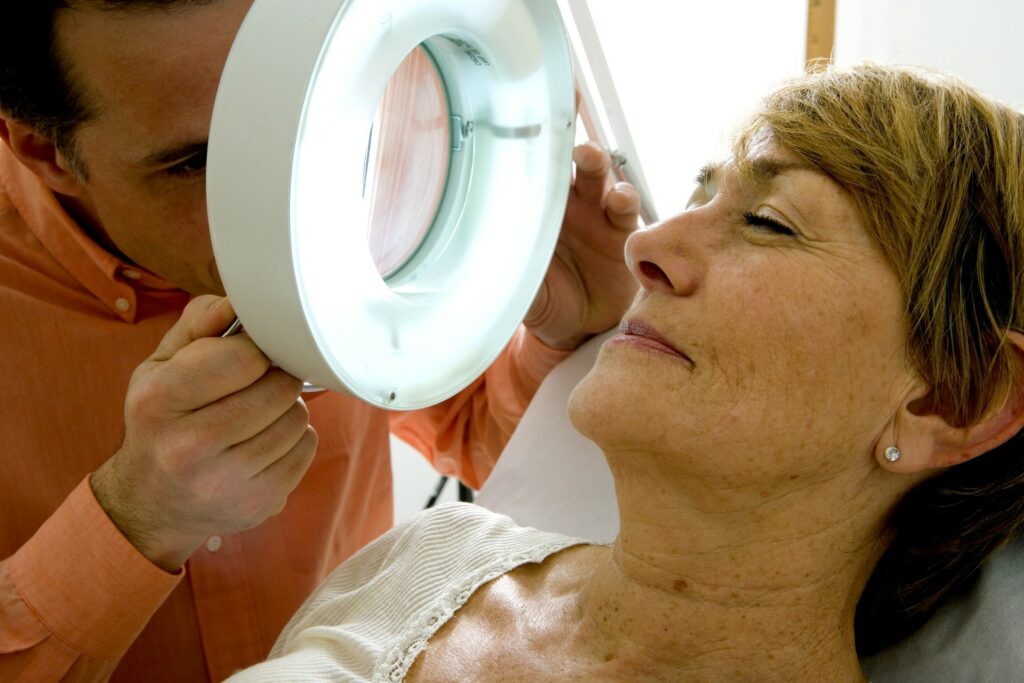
[207,0,575,409]
[365,47,450,279]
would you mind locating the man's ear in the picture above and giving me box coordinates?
[879,330,1024,472]
[0,117,88,197]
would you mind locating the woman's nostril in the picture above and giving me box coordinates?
[639,260,672,288]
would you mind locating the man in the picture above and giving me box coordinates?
[0,1,640,680]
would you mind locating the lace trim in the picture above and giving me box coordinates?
[374,538,585,682]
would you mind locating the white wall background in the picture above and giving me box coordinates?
[584,0,807,219]
[391,435,457,522]
[834,0,1024,107]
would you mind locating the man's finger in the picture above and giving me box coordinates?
[189,368,304,448]
[572,142,613,205]
[605,182,642,231]
[227,397,311,477]
[152,296,236,362]
[140,334,273,413]
[252,427,319,503]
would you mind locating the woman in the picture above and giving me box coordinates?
[232,64,1024,682]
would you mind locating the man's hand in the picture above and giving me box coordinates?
[525,142,641,350]
[91,296,318,571]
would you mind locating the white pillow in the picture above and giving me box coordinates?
[477,332,618,543]
[477,332,1024,680]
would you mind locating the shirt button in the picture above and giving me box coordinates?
[114,298,131,312]
[122,269,142,280]
[206,535,223,553]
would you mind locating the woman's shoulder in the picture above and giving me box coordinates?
[331,502,583,588]
[344,502,586,610]
[236,504,585,682]
[398,501,583,555]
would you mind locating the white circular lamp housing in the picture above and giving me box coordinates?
[208,0,575,409]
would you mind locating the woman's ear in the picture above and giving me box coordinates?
[877,330,1024,473]
[0,118,88,197]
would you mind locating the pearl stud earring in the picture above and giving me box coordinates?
[884,446,901,463]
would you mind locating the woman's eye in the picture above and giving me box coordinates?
[166,150,207,177]
[742,211,795,236]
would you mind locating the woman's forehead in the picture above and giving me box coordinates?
[696,151,830,196]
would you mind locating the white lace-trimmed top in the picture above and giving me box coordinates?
[227,503,588,682]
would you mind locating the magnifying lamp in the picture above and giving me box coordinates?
[207,0,576,410]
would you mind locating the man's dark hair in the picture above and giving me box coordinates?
[0,1,213,176]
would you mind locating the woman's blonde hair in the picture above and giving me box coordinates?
[735,63,1024,654]
[736,63,1022,426]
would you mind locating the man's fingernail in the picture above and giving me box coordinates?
[573,148,598,169]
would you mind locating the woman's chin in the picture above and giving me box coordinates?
[568,360,658,452]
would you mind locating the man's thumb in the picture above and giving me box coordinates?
[151,295,235,361]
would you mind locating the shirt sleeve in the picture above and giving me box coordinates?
[0,477,182,682]
[389,326,571,490]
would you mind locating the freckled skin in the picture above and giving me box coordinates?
[570,144,911,493]
[409,142,910,682]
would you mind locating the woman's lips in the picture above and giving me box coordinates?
[608,320,693,365]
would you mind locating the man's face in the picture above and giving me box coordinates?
[55,0,254,295]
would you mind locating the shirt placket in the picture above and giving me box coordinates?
[187,533,266,680]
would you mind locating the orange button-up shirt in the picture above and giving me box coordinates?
[0,142,567,682]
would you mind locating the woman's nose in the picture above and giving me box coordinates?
[625,215,703,297]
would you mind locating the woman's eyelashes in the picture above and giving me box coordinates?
[742,211,796,236]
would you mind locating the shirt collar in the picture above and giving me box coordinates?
[0,142,180,323]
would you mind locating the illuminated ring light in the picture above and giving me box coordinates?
[208,0,575,409]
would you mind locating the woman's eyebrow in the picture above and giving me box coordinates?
[744,157,822,185]
[696,162,723,189]
[696,158,821,191]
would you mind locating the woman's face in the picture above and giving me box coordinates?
[569,135,919,488]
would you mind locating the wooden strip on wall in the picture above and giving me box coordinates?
[806,0,837,68]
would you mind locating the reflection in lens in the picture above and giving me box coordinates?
[364,47,450,278]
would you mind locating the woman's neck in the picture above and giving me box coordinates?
[567,451,899,682]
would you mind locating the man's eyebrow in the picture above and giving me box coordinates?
[138,140,208,167]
